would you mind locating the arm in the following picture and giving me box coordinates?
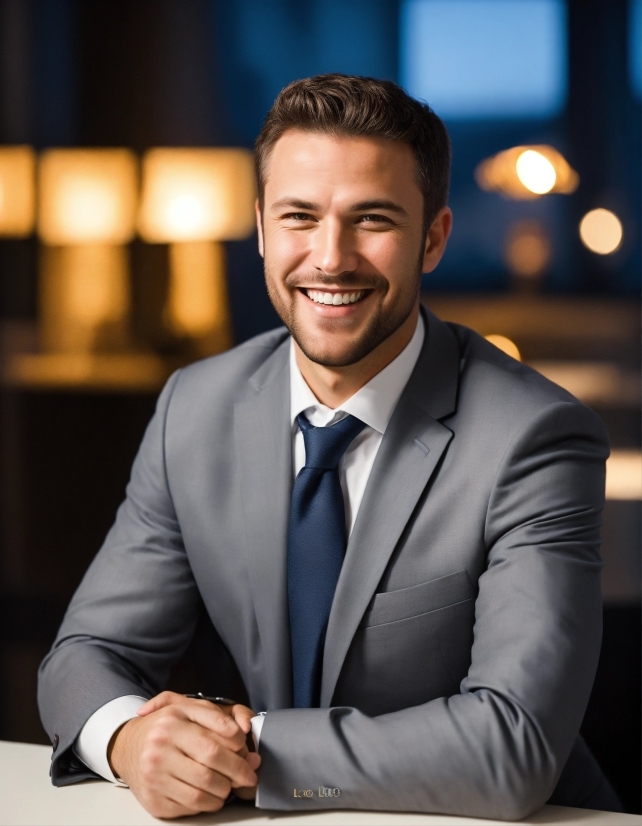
[256,401,609,820]
[38,371,196,784]
[38,372,260,816]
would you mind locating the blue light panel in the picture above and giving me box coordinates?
[401,0,567,119]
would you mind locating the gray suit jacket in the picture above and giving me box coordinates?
[38,310,613,819]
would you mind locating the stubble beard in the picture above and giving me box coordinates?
[264,262,422,368]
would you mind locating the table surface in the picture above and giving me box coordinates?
[1,741,640,826]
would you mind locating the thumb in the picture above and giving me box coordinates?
[231,704,256,734]
[137,691,184,717]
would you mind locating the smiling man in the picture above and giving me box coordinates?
[39,75,619,819]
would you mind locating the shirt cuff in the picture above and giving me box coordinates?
[250,712,265,748]
[250,713,266,807]
[74,695,148,784]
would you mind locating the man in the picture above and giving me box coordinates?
[39,75,619,820]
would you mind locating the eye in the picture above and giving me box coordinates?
[358,214,392,226]
[284,212,316,222]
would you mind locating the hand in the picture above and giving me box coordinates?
[108,691,261,818]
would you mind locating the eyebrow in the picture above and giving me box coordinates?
[270,198,320,211]
[269,197,409,217]
[349,199,409,217]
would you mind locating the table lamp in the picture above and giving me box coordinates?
[475,145,578,200]
[0,146,36,237]
[137,148,256,356]
[37,148,138,354]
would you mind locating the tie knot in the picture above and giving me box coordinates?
[297,413,366,470]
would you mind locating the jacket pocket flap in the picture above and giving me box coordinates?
[361,569,475,628]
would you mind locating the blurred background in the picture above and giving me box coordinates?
[0,0,639,813]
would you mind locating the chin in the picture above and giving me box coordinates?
[295,335,373,368]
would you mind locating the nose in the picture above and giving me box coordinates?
[310,218,358,276]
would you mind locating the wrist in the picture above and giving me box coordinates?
[108,717,140,781]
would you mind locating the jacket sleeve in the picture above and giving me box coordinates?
[256,400,609,820]
[37,369,202,786]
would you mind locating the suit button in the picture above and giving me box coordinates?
[52,734,59,752]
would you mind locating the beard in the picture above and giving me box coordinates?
[264,262,422,368]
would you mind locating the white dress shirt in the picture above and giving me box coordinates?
[74,314,425,787]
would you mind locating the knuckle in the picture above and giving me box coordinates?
[152,717,174,739]
[203,740,220,763]
[139,758,157,783]
[146,729,168,752]
[217,777,232,799]
[194,764,212,788]
[186,787,208,811]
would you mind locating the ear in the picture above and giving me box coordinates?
[255,200,264,258]
[422,207,452,274]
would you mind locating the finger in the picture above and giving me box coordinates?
[176,724,258,789]
[230,704,255,734]
[141,697,247,750]
[181,702,246,750]
[165,748,234,801]
[137,691,184,717]
[246,752,261,772]
[159,772,227,816]
[233,784,257,800]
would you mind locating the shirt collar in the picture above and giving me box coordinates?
[289,313,425,434]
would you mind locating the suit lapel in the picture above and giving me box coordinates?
[320,311,461,707]
[235,336,293,709]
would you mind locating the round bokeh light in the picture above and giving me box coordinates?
[579,208,623,255]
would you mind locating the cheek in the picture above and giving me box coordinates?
[359,234,417,286]
[266,229,310,274]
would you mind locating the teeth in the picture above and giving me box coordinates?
[306,290,364,305]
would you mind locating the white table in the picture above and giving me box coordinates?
[1,741,639,826]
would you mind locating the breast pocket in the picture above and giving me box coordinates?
[361,569,475,628]
[334,570,476,716]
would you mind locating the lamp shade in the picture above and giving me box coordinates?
[0,146,36,237]
[38,149,138,244]
[475,145,578,200]
[137,148,256,242]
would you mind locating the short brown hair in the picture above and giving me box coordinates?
[255,73,451,230]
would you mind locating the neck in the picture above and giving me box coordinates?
[294,303,420,409]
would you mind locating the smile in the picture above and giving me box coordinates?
[304,289,367,306]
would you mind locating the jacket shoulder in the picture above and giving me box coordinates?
[446,321,608,440]
[172,326,289,395]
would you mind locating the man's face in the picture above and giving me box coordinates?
[258,130,433,367]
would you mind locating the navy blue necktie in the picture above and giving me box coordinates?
[288,412,366,708]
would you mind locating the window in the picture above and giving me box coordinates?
[400,0,567,119]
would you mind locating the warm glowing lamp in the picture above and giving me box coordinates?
[475,145,579,200]
[138,148,256,355]
[37,149,138,354]
[0,146,36,236]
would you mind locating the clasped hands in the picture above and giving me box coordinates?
[108,691,261,819]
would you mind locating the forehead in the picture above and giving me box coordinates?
[263,129,421,203]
